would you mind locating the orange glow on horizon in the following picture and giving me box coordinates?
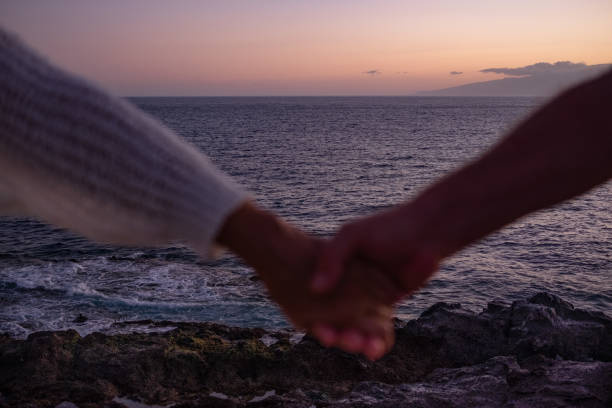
[1,0,610,96]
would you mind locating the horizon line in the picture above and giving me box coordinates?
[123,94,543,98]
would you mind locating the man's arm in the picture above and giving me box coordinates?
[312,69,612,295]
[414,68,612,259]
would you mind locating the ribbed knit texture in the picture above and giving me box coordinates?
[0,29,249,258]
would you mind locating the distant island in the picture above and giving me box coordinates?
[420,61,610,97]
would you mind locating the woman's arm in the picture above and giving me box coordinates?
[0,29,248,258]
[0,29,396,359]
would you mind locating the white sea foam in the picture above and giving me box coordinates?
[0,255,280,339]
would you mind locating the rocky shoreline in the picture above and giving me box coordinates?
[1,292,610,407]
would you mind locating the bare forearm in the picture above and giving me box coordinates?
[410,70,612,258]
[216,201,316,283]
[216,202,282,273]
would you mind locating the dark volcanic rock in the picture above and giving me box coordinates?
[400,292,612,366]
[0,292,610,407]
[335,356,612,407]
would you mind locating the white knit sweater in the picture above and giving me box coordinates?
[0,29,248,257]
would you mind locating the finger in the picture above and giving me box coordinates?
[336,329,366,353]
[382,319,395,355]
[360,312,395,360]
[360,262,406,305]
[363,335,387,361]
[312,226,360,293]
[311,324,339,347]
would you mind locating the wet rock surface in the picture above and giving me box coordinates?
[1,292,610,407]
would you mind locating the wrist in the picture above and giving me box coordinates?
[216,201,314,280]
[403,170,482,260]
[216,201,283,263]
[407,156,512,260]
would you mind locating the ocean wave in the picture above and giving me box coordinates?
[0,257,254,308]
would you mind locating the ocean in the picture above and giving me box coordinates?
[1,96,610,339]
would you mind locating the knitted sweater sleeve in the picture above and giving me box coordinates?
[0,29,249,258]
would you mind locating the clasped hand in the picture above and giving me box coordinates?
[218,202,440,360]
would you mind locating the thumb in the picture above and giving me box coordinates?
[311,226,359,293]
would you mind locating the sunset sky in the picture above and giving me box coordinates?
[1,0,610,96]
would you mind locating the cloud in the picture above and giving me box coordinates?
[449,71,463,75]
[363,70,381,75]
[480,61,588,77]
[420,60,610,97]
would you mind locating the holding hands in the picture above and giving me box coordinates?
[216,202,397,360]
[313,202,442,301]
[308,202,442,352]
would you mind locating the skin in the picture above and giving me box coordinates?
[311,69,612,349]
[216,201,398,360]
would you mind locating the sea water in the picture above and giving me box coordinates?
[1,97,610,338]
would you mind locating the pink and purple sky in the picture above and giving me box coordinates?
[1,0,610,96]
